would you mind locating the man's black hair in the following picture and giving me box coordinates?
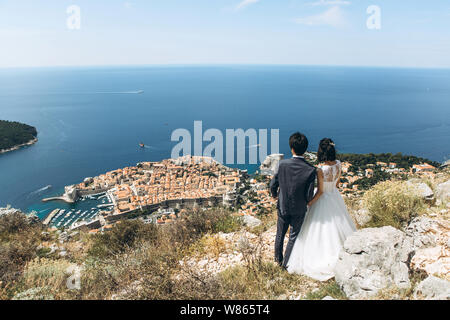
[289,132,308,156]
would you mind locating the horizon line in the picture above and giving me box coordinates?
[1,63,450,71]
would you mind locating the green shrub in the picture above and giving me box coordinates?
[212,214,242,233]
[0,211,42,242]
[88,219,158,258]
[363,180,425,229]
[163,208,240,247]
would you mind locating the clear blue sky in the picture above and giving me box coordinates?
[1,0,449,68]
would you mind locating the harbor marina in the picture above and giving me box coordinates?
[33,192,113,229]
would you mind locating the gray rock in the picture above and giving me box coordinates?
[414,276,450,300]
[334,226,414,300]
[237,235,253,252]
[242,215,262,228]
[58,231,70,243]
[404,217,440,250]
[322,296,336,300]
[436,180,450,204]
[353,208,372,227]
[0,205,21,217]
[260,154,284,176]
[0,206,41,225]
[442,159,450,168]
[406,179,434,201]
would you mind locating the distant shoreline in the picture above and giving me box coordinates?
[0,137,38,155]
[0,120,38,155]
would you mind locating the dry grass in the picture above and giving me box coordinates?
[363,180,426,229]
[186,234,228,259]
[17,258,75,300]
[218,262,318,300]
[0,212,44,298]
[4,208,246,300]
[303,280,347,300]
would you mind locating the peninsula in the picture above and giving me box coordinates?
[0,120,38,154]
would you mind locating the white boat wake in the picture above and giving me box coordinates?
[95,90,144,94]
[30,185,52,195]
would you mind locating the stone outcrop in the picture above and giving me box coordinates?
[242,215,262,228]
[260,154,284,176]
[407,179,434,201]
[0,206,40,225]
[0,206,22,217]
[414,276,450,300]
[436,180,450,205]
[352,208,371,227]
[179,227,288,276]
[334,226,414,299]
[405,217,444,249]
[406,216,450,277]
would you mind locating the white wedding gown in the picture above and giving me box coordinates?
[286,160,357,281]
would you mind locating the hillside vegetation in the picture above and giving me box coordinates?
[0,120,37,151]
[0,169,448,300]
[338,152,441,170]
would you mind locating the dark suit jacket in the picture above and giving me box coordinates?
[270,157,317,217]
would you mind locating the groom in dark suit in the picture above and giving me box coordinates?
[270,132,317,269]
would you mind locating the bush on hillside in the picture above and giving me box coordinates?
[162,208,242,247]
[11,208,242,299]
[88,219,158,258]
[363,180,425,229]
[0,211,43,291]
[0,211,41,241]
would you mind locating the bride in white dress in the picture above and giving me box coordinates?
[286,138,357,281]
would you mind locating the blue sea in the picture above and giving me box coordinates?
[0,65,449,220]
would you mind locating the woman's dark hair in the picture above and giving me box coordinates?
[289,132,308,156]
[317,138,336,162]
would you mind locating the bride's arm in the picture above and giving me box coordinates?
[308,168,324,207]
[336,171,341,188]
[336,163,342,188]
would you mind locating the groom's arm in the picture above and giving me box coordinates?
[305,169,317,203]
[270,173,279,198]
